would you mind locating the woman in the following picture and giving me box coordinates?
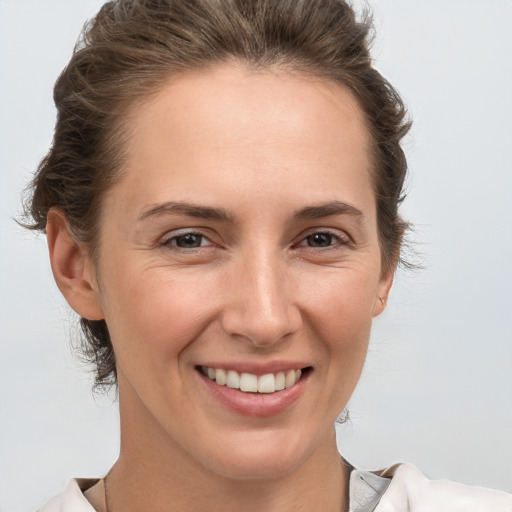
[19,0,511,510]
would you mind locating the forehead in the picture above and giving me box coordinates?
[111,64,374,220]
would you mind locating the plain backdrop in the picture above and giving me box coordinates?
[1,1,511,511]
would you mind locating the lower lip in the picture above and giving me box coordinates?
[197,370,309,417]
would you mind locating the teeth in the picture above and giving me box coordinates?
[275,371,286,391]
[215,368,227,385]
[258,373,275,393]
[240,373,258,392]
[285,369,296,389]
[226,370,240,389]
[201,366,304,393]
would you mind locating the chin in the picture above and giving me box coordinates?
[207,453,304,482]
[197,427,315,482]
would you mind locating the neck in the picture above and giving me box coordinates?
[107,446,348,512]
[106,378,349,512]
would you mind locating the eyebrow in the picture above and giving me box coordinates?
[137,201,236,223]
[293,201,363,220]
[137,200,363,223]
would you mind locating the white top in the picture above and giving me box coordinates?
[350,464,512,511]
[38,463,512,512]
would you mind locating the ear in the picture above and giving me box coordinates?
[46,208,104,321]
[372,261,396,317]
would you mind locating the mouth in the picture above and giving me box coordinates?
[195,364,312,417]
[197,366,311,394]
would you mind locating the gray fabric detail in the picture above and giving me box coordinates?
[349,470,391,512]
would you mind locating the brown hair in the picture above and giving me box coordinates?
[25,0,411,390]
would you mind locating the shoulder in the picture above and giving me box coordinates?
[38,479,98,512]
[368,463,512,512]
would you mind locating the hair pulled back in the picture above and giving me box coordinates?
[26,0,411,390]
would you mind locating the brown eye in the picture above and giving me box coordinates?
[305,233,335,248]
[168,233,206,248]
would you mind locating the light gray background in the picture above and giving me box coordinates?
[1,1,511,511]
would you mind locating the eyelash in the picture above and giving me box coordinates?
[160,229,350,252]
[294,230,350,250]
[161,231,213,250]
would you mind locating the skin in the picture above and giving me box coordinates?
[47,64,394,512]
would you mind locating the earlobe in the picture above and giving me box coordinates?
[46,208,104,321]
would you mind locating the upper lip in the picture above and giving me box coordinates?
[197,361,311,375]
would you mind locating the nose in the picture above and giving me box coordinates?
[220,250,302,348]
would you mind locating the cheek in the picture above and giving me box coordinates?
[299,267,377,380]
[301,264,378,334]
[99,263,221,370]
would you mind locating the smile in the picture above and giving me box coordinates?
[200,366,303,394]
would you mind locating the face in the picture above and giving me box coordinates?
[88,65,392,480]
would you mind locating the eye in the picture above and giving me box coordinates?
[295,230,350,250]
[163,232,210,249]
[304,232,336,248]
